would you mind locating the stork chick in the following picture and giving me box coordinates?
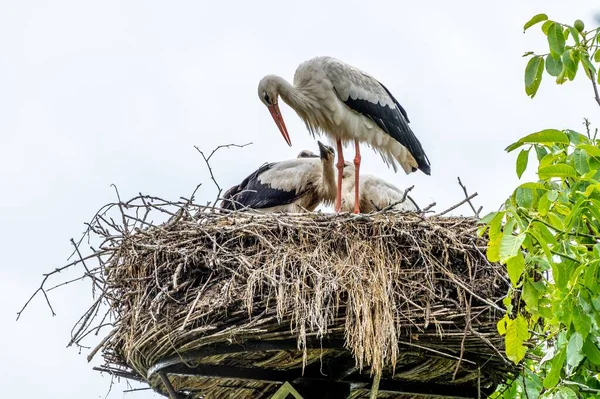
[340,163,419,213]
[220,141,336,212]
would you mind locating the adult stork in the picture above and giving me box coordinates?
[258,56,430,214]
[340,162,419,213]
[220,141,336,212]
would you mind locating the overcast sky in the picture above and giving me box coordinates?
[2,1,599,398]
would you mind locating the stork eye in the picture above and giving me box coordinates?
[263,93,271,104]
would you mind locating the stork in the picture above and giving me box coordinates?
[340,162,419,213]
[258,56,430,214]
[220,141,336,212]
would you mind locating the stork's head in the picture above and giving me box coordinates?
[317,141,335,163]
[297,150,317,158]
[341,161,355,179]
[258,75,291,147]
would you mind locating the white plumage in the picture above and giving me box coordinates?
[340,163,418,214]
[258,56,430,214]
[220,141,336,213]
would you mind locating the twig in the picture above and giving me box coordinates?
[87,328,117,362]
[436,193,478,217]
[16,274,56,320]
[194,143,252,207]
[420,202,437,213]
[457,177,481,217]
[589,71,600,108]
[180,272,213,331]
[123,387,153,393]
[377,185,417,212]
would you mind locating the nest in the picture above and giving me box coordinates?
[57,197,514,399]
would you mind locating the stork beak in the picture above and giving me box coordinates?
[317,140,328,158]
[268,103,291,147]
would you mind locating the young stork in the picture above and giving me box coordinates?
[341,162,419,214]
[258,56,431,214]
[220,141,336,212]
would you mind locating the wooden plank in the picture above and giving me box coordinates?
[270,382,305,399]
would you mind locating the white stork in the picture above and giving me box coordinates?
[220,141,336,212]
[258,56,430,214]
[340,162,419,213]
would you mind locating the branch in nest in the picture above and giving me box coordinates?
[434,177,481,217]
[194,142,253,208]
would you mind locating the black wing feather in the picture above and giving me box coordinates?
[220,163,308,210]
[342,81,431,175]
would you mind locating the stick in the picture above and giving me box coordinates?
[457,177,481,217]
[436,193,478,216]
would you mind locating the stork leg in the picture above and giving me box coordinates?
[335,139,345,212]
[353,139,361,214]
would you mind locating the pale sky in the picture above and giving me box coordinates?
[2,1,599,397]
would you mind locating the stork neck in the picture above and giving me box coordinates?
[320,160,336,201]
[275,76,310,112]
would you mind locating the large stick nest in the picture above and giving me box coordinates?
[63,197,514,398]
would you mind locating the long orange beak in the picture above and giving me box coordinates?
[268,103,291,147]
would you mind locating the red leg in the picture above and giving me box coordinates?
[353,140,361,214]
[335,139,344,212]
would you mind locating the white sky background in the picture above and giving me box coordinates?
[1,1,599,397]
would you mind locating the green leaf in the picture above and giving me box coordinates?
[565,129,588,145]
[506,252,525,286]
[516,148,530,178]
[538,164,577,179]
[582,53,597,79]
[532,221,558,246]
[522,279,539,312]
[525,55,545,98]
[500,233,526,264]
[584,261,598,289]
[547,22,566,56]
[583,336,600,365]
[523,371,543,399]
[547,211,564,230]
[573,148,590,175]
[543,348,566,389]
[552,387,578,399]
[535,145,549,161]
[568,26,580,44]
[566,332,584,369]
[572,305,591,340]
[505,314,529,363]
[524,13,548,32]
[515,186,535,208]
[562,49,579,81]
[545,54,563,76]
[508,130,569,153]
[595,49,600,63]
[577,144,600,157]
[486,212,504,262]
[497,314,508,335]
[541,20,554,35]
[538,191,551,216]
[547,190,558,201]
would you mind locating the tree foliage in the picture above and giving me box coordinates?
[486,14,600,398]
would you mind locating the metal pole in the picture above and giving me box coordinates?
[159,372,181,399]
